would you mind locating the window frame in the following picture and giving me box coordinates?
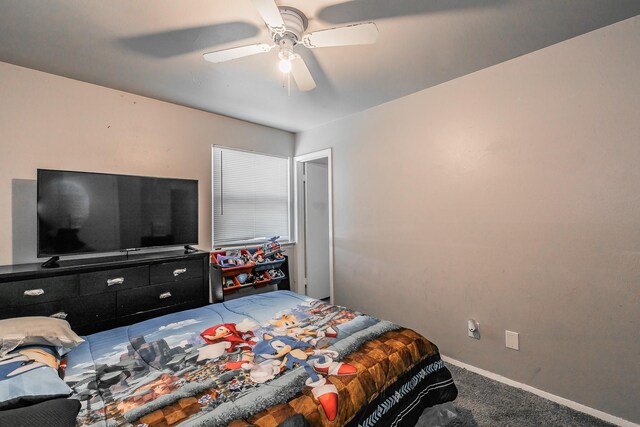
[211,145,292,248]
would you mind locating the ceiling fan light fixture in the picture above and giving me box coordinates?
[277,37,294,73]
[278,58,292,74]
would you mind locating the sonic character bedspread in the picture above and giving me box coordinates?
[65,291,457,427]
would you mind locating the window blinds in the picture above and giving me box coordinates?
[212,146,290,245]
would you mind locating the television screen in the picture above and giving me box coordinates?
[37,169,198,256]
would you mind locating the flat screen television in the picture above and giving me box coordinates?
[37,169,198,257]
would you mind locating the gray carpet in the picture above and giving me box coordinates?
[442,363,616,427]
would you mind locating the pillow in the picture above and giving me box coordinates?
[0,348,73,410]
[12,345,61,370]
[0,397,80,427]
[0,317,84,357]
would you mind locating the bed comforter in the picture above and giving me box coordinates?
[65,291,457,426]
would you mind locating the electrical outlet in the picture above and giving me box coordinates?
[506,330,519,350]
[468,319,480,339]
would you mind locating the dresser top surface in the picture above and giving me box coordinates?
[0,249,209,281]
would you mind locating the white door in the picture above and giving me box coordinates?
[304,161,330,300]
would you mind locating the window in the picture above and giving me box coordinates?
[212,146,290,246]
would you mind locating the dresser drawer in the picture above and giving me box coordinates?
[66,293,117,325]
[0,275,78,307]
[0,293,115,326]
[1,300,68,321]
[149,259,202,284]
[79,266,149,295]
[117,278,204,316]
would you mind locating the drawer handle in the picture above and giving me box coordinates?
[24,288,45,297]
[50,312,68,319]
[159,292,172,300]
[107,277,125,286]
[173,268,187,277]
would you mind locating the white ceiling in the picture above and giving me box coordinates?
[1,1,639,132]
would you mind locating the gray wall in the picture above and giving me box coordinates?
[296,17,640,423]
[0,62,294,265]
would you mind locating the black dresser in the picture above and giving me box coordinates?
[0,250,210,335]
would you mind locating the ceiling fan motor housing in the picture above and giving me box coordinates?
[276,7,307,43]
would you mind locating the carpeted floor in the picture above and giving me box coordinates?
[441,363,617,427]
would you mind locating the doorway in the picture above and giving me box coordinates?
[294,149,333,303]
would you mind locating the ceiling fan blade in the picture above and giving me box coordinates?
[251,0,286,34]
[290,55,316,92]
[203,43,273,63]
[119,22,259,58]
[317,0,508,25]
[302,22,378,48]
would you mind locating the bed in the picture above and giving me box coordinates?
[54,291,456,426]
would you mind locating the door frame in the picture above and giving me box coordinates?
[293,148,334,303]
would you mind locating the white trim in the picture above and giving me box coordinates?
[293,148,334,304]
[211,242,295,251]
[211,144,290,159]
[441,356,640,427]
[214,148,216,251]
[293,160,304,294]
[294,148,332,163]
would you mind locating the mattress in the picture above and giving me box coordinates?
[65,291,457,426]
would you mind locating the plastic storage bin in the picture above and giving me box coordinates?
[211,250,255,277]
[233,271,271,289]
[266,269,286,286]
[247,247,285,272]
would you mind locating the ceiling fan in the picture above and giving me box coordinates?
[203,0,379,92]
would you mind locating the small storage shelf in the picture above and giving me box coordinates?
[210,244,290,302]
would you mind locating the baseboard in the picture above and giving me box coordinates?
[441,355,639,427]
